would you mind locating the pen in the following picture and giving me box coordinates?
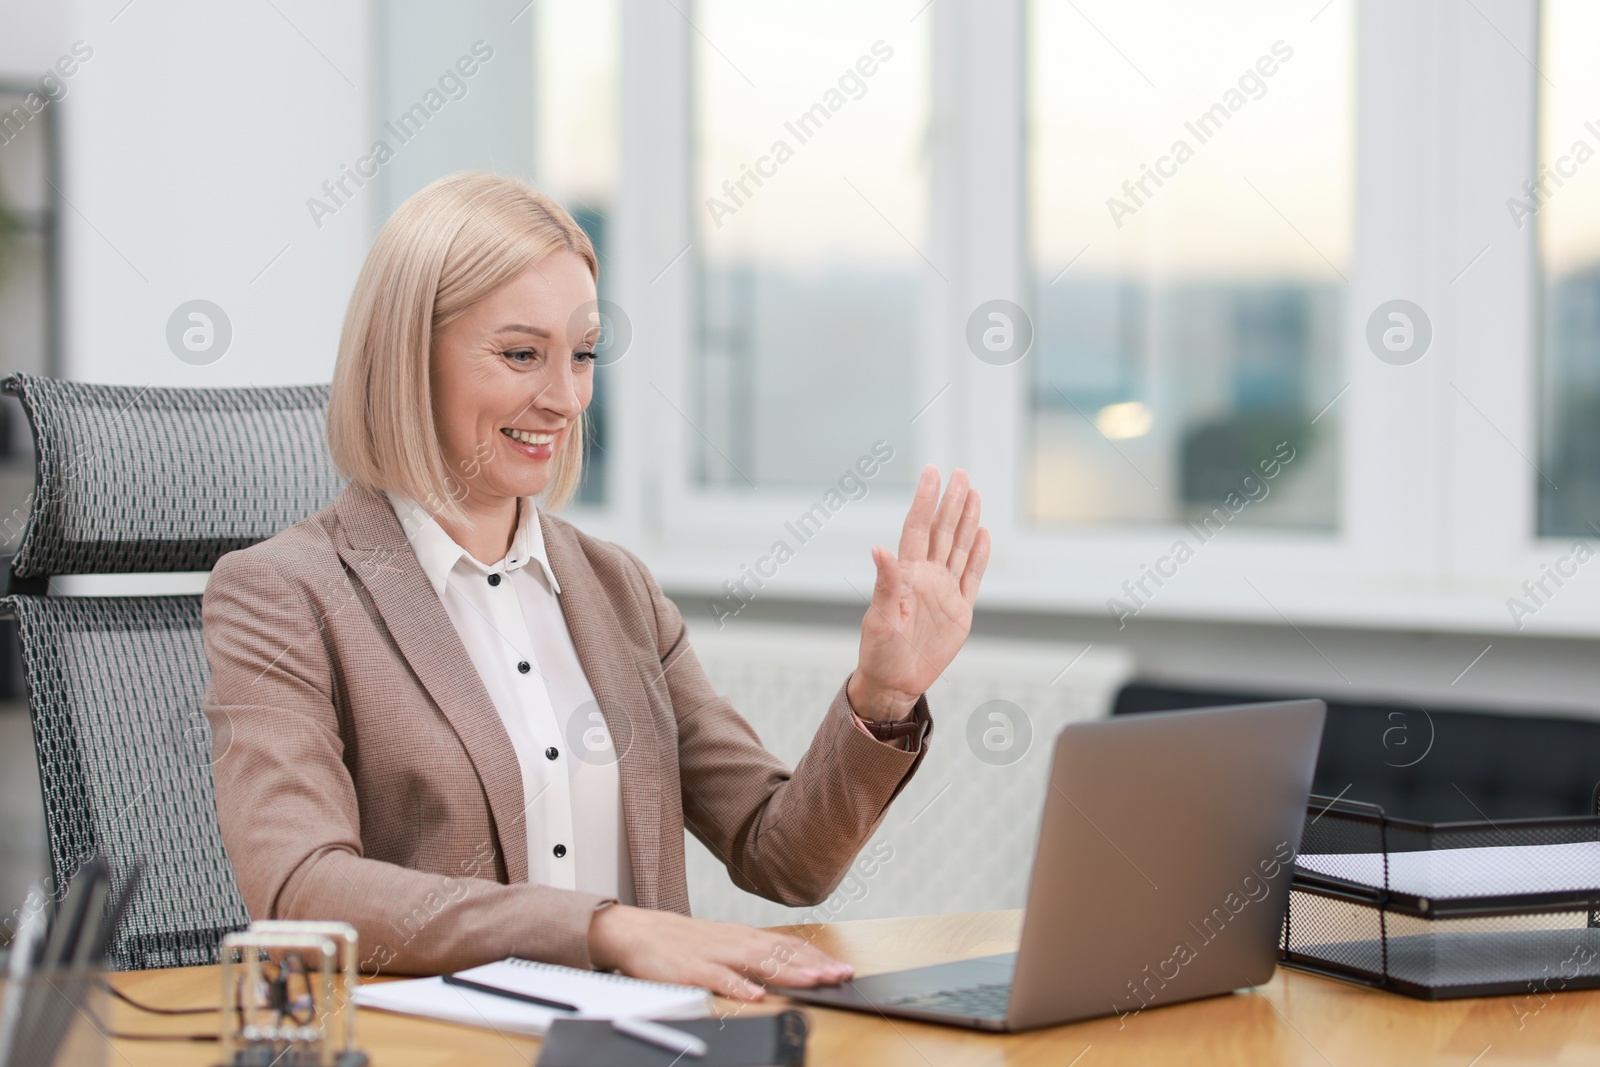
[440,973,579,1013]
[39,861,98,971]
[70,878,111,967]
[611,1016,708,1059]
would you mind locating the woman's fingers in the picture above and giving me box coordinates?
[726,927,851,991]
[706,932,848,995]
[896,465,940,561]
[926,469,970,565]
[591,909,854,1000]
[869,545,902,613]
[739,936,851,989]
[959,526,993,603]
[946,488,982,578]
[705,964,765,1001]
[779,938,853,981]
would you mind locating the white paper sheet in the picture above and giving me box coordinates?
[354,976,563,1036]
[1298,841,1600,899]
[353,958,712,1036]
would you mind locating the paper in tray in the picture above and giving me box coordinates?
[1297,840,1600,899]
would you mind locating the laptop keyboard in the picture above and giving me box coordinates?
[884,982,1012,1020]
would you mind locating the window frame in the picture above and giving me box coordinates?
[571,0,1600,638]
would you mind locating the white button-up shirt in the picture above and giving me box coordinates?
[387,492,636,904]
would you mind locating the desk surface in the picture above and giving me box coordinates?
[110,909,1600,1066]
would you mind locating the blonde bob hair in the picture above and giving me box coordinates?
[328,171,598,522]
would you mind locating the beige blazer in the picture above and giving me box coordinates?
[201,483,931,976]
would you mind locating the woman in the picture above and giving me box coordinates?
[202,172,990,1000]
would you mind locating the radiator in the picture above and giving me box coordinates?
[680,622,1135,927]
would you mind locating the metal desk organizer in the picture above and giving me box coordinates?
[1280,794,1600,1000]
[219,921,366,1067]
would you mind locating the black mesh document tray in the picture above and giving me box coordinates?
[1281,795,1600,999]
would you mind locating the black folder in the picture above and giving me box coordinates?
[534,1010,808,1067]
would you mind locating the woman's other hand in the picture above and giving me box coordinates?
[587,905,853,999]
[847,465,990,721]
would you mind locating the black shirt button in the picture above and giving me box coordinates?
[517,661,531,674]
[487,573,501,586]
[545,746,559,760]
[553,844,567,858]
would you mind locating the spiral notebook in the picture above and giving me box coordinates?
[353,958,713,1036]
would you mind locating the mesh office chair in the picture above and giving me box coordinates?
[0,374,346,969]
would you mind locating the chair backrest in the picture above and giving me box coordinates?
[0,373,345,970]
[6,374,344,582]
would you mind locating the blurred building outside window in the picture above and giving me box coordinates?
[1538,0,1600,536]
[692,0,930,492]
[1026,0,1353,531]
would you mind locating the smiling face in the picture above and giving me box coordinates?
[429,249,598,515]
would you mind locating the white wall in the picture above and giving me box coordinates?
[0,4,74,72]
[694,595,1600,721]
[1,0,373,388]
[683,625,1135,925]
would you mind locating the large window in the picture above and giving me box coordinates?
[1027,0,1353,528]
[691,0,929,490]
[541,0,1596,634]
[1538,0,1600,535]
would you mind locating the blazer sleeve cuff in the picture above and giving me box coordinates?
[513,886,617,970]
[843,675,934,753]
[827,680,933,789]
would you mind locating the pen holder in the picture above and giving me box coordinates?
[0,963,109,1067]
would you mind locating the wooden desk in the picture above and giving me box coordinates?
[109,910,1600,1066]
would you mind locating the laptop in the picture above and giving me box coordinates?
[778,699,1326,1032]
